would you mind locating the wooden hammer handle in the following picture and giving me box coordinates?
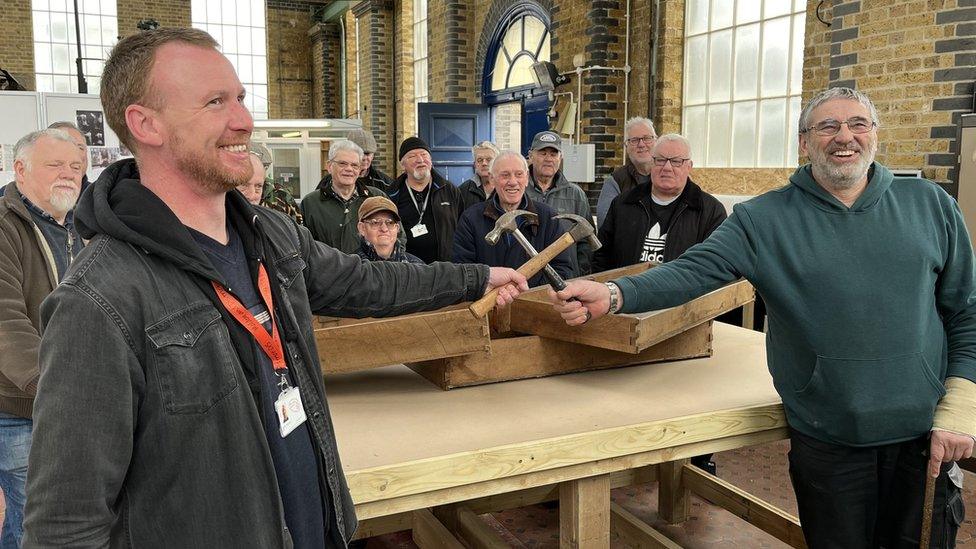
[469,232,577,318]
[920,470,936,548]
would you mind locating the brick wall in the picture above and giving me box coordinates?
[352,0,397,174]
[395,0,416,152]
[0,0,35,90]
[117,0,190,39]
[267,1,316,118]
[427,0,476,103]
[827,0,976,195]
[309,22,342,118]
[344,11,359,118]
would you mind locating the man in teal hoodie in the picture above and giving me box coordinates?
[551,88,976,547]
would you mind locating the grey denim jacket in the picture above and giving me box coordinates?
[23,161,489,548]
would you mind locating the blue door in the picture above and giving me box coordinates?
[418,103,492,186]
[522,94,550,157]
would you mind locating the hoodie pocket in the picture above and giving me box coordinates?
[146,303,240,414]
[795,352,945,444]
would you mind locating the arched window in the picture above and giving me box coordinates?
[488,13,550,93]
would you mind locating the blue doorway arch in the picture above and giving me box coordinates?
[482,3,553,157]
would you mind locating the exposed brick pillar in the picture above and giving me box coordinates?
[428,0,476,103]
[353,0,396,174]
[116,0,190,39]
[0,0,35,90]
[309,22,343,118]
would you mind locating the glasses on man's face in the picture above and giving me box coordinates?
[364,219,399,229]
[652,156,690,167]
[801,117,876,137]
[333,160,362,170]
[626,136,656,146]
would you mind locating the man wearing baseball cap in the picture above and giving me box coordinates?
[526,130,593,275]
[347,128,396,194]
[356,196,423,263]
[388,136,464,263]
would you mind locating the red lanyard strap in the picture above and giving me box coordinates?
[211,263,287,371]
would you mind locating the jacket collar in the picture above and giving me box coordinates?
[528,166,569,192]
[393,168,451,195]
[1,182,34,225]
[623,177,705,210]
[481,194,540,234]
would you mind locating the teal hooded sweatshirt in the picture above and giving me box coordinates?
[614,163,976,447]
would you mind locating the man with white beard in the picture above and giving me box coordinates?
[551,87,976,547]
[0,128,84,546]
[389,137,464,263]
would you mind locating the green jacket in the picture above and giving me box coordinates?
[614,163,976,447]
[300,176,398,254]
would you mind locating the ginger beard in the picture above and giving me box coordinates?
[167,130,253,193]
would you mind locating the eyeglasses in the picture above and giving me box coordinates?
[626,136,656,146]
[332,160,362,170]
[363,219,399,228]
[801,117,876,137]
[652,156,690,167]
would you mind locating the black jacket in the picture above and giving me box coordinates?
[358,165,397,195]
[593,178,727,272]
[452,195,574,287]
[24,159,489,548]
[389,169,464,263]
[458,177,492,213]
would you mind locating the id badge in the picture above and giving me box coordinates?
[411,223,429,238]
[275,386,308,438]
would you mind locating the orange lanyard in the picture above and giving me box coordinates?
[211,263,287,372]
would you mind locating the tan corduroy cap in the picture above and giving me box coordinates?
[358,196,400,222]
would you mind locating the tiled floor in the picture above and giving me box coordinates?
[4,440,975,546]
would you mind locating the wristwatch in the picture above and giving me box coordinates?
[605,282,621,314]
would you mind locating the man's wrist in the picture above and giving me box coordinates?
[605,282,621,314]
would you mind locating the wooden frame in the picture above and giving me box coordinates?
[408,322,712,389]
[510,279,754,354]
[316,306,489,374]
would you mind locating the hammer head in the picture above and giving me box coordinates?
[485,209,537,245]
[554,213,602,251]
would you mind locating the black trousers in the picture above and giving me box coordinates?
[788,429,965,549]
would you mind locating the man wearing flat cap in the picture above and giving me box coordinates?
[526,130,593,275]
[388,137,464,263]
[356,196,423,264]
[347,128,396,194]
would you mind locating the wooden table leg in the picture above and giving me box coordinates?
[658,459,690,524]
[559,473,611,548]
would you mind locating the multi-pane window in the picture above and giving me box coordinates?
[32,0,118,93]
[191,0,269,120]
[683,0,806,168]
[413,0,429,108]
[489,14,550,92]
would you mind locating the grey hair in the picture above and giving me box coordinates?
[799,87,880,133]
[328,139,364,162]
[624,117,656,139]
[471,140,500,157]
[13,129,77,170]
[47,121,81,133]
[651,133,692,160]
[488,149,529,176]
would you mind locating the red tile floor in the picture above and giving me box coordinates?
[3,441,975,546]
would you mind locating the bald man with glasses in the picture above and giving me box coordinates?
[593,133,727,273]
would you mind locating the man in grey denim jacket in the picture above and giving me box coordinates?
[23,28,525,549]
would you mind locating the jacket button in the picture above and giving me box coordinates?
[182,332,191,340]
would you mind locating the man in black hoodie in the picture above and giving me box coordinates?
[23,28,526,549]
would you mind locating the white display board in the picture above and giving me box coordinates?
[0,91,43,184]
[43,93,128,180]
[0,91,131,183]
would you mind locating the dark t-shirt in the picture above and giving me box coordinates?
[639,198,679,263]
[190,225,327,549]
[395,184,439,263]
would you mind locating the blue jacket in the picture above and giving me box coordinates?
[453,194,575,287]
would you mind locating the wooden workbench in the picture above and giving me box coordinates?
[325,323,802,547]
